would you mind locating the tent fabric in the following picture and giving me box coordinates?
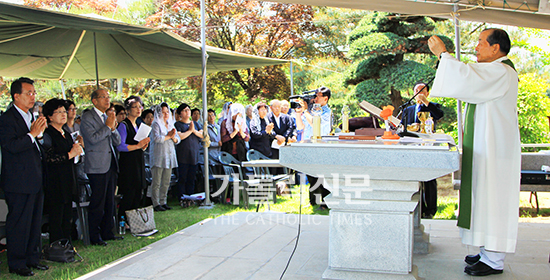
[267,0,550,31]
[0,2,286,80]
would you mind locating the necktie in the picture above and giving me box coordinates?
[102,113,107,123]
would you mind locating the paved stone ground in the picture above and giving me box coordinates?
[76,212,550,280]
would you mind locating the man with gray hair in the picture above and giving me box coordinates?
[267,99,294,161]
[80,88,122,246]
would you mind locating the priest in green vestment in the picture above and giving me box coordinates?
[428,29,520,277]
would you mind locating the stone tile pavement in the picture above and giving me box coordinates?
[76,212,550,280]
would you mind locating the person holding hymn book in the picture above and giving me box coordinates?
[116,96,150,223]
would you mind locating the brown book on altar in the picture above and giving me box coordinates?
[338,135,376,140]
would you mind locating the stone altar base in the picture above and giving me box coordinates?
[322,178,423,279]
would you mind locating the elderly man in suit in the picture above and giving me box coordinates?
[267,100,294,160]
[267,100,294,178]
[80,89,122,246]
[0,77,49,276]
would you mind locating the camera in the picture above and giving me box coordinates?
[289,91,316,109]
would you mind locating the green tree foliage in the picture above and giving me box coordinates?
[296,8,370,61]
[345,12,454,113]
[146,0,321,100]
[517,73,550,145]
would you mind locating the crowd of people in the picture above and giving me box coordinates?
[0,77,335,276]
[0,27,520,278]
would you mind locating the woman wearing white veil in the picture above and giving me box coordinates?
[217,101,232,126]
[149,102,180,211]
[220,103,249,161]
[249,102,274,157]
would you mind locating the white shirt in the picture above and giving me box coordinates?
[14,103,36,143]
[274,114,281,128]
[93,106,106,123]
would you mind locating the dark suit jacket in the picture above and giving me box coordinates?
[267,112,294,143]
[403,102,444,130]
[0,106,43,194]
[249,118,275,157]
[80,108,121,174]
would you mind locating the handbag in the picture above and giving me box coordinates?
[43,239,83,263]
[126,206,156,234]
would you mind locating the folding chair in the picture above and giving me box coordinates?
[246,149,293,203]
[219,152,270,209]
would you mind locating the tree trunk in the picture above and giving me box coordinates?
[138,79,154,95]
[231,70,249,91]
[389,86,403,116]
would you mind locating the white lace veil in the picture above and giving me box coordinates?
[225,103,246,134]
[153,102,175,135]
[220,101,232,123]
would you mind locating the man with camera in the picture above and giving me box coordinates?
[294,87,332,210]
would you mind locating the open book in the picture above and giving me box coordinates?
[359,101,401,127]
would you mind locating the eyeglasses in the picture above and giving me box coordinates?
[18,91,37,96]
[96,95,111,99]
[53,110,67,115]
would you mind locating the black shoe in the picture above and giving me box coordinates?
[9,267,34,276]
[465,254,481,265]
[104,236,123,241]
[464,261,503,276]
[28,263,48,270]
[315,205,329,211]
[91,240,107,246]
[154,205,166,212]
[162,204,172,210]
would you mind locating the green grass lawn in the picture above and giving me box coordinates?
[0,185,328,279]
[1,186,544,279]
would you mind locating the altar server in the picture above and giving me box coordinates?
[428,29,520,277]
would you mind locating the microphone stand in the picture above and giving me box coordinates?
[396,77,435,138]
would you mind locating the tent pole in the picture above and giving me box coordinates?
[200,0,213,208]
[93,32,100,89]
[454,4,463,149]
[117,78,123,95]
[290,61,294,96]
[59,80,66,99]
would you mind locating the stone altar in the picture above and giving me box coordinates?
[279,138,459,279]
